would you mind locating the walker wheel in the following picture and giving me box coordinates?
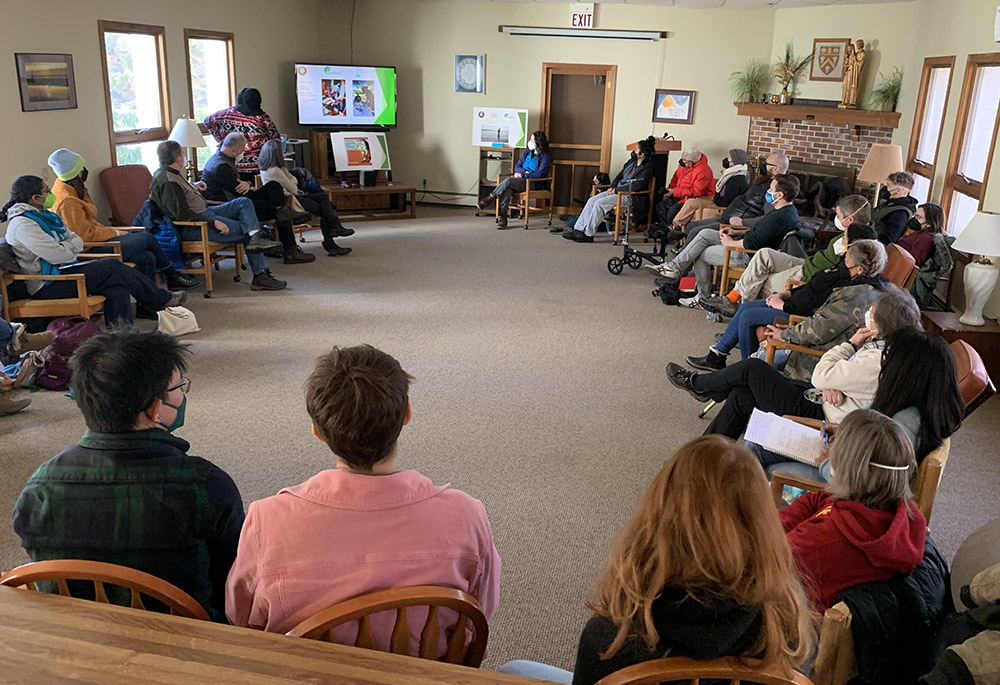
[203,292,212,299]
[233,274,241,282]
[643,238,649,243]
[626,253,643,270]
[547,220,552,226]
[607,257,624,275]
[300,237,306,242]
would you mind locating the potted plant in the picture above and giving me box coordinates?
[869,67,904,111]
[774,42,813,104]
[730,59,771,104]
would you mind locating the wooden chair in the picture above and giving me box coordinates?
[0,269,105,322]
[951,338,995,415]
[592,181,657,244]
[286,585,489,668]
[495,171,556,230]
[718,242,757,293]
[0,559,209,621]
[253,174,321,242]
[693,200,724,222]
[884,243,919,291]
[172,220,246,298]
[812,602,856,685]
[594,656,814,685]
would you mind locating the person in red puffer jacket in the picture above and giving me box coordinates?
[781,408,927,612]
[654,146,714,228]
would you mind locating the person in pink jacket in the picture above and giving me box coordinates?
[225,345,501,647]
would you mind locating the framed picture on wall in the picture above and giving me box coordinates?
[14,53,78,112]
[455,54,485,94]
[810,39,851,82]
[652,89,695,125]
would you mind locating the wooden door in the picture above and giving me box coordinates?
[540,63,617,215]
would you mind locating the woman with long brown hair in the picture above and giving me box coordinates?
[499,436,815,684]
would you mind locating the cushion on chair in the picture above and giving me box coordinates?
[951,339,990,407]
[884,243,917,288]
[100,165,154,226]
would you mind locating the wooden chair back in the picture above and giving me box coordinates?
[285,585,489,667]
[594,656,814,685]
[0,268,105,322]
[0,559,209,621]
[911,438,950,522]
[611,179,656,243]
[813,602,856,685]
[884,243,918,290]
[951,339,995,415]
[99,164,154,226]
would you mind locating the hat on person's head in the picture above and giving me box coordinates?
[48,148,86,181]
[729,149,748,167]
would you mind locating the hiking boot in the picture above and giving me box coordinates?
[322,240,352,257]
[275,207,313,225]
[665,363,710,402]
[246,231,283,254]
[686,349,727,371]
[497,208,509,229]
[283,246,316,264]
[250,268,287,291]
[477,193,497,210]
[326,225,354,237]
[701,295,740,317]
[165,271,200,290]
[0,392,30,416]
[166,291,188,308]
[10,324,54,353]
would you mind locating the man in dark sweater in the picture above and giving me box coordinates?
[659,174,801,306]
[201,133,314,264]
[872,171,918,245]
[12,329,245,622]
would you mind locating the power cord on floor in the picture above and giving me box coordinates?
[418,178,480,204]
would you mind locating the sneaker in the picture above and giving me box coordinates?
[686,350,727,371]
[10,325,54,353]
[166,291,188,308]
[714,332,723,343]
[0,392,30,416]
[250,268,287,291]
[246,231,283,254]
[679,294,702,309]
[665,363,710,402]
[283,246,316,264]
[701,295,740,317]
[165,271,200,290]
[275,207,313,225]
[643,263,665,275]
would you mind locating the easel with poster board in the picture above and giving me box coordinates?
[473,106,529,211]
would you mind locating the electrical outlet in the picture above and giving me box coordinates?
[422,179,428,189]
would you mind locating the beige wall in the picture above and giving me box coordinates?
[0,0,322,224]
[324,0,775,199]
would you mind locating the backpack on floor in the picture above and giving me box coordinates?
[656,280,682,306]
[35,316,100,391]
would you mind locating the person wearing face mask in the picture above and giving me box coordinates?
[651,146,714,229]
[897,202,945,267]
[702,195,873,317]
[478,130,551,228]
[872,171,917,245]
[663,148,750,234]
[201,133,315,265]
[47,148,200,294]
[563,136,656,243]
[12,328,245,622]
[1,175,187,326]
[204,87,280,178]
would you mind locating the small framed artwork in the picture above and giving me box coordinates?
[652,89,695,125]
[455,54,485,94]
[810,39,851,82]
[15,53,78,112]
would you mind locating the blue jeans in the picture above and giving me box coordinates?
[498,660,574,683]
[716,299,784,358]
[190,197,265,274]
[0,317,14,347]
[90,232,172,281]
[745,440,829,481]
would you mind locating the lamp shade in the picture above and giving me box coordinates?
[952,211,1000,258]
[168,117,208,148]
[857,143,904,184]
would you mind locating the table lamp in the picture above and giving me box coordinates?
[168,117,208,182]
[952,211,1000,326]
[858,143,904,203]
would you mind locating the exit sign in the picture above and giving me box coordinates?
[570,3,594,28]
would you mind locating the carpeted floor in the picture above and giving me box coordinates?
[1,205,998,672]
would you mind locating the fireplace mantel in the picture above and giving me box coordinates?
[735,102,901,130]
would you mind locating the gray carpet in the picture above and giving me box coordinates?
[1,205,998,671]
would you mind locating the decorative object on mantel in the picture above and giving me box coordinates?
[729,59,771,104]
[15,53,77,112]
[858,143,904,202]
[652,89,695,125]
[810,38,851,82]
[774,41,814,105]
[869,67,904,112]
[839,39,867,109]
[951,211,1000,327]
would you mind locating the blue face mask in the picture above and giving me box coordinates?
[765,190,777,204]
[157,395,186,432]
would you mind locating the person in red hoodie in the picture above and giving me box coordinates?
[654,146,713,228]
[781,408,927,612]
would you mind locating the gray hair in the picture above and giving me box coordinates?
[682,146,702,162]
[827,409,916,512]
[222,132,247,151]
[847,239,887,278]
[257,139,285,171]
[157,140,182,167]
[768,151,790,173]
[887,171,915,189]
[872,284,920,338]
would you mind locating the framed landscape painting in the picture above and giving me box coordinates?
[15,53,77,111]
[810,39,851,82]
[652,89,695,125]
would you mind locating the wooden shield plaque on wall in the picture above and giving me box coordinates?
[810,38,851,82]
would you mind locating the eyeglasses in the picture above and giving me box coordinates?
[165,376,191,395]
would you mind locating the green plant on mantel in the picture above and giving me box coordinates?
[869,67,904,111]
[730,59,771,103]
[774,42,813,101]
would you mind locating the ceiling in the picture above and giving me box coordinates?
[484,0,914,7]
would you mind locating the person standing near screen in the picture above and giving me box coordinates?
[477,131,552,229]
[205,88,280,179]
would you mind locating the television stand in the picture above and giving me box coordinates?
[320,180,416,221]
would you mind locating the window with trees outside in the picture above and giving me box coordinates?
[185,29,235,170]
[941,53,1000,236]
[98,21,171,171]
[905,56,955,205]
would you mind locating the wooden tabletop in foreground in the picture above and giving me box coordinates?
[0,586,557,684]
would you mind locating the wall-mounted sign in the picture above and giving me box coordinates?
[570,3,594,29]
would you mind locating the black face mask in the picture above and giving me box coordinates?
[758,162,769,176]
[907,216,923,232]
[722,159,731,169]
[878,186,891,203]
[80,168,89,183]
[837,261,853,280]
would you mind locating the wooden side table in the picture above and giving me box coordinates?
[922,310,1000,382]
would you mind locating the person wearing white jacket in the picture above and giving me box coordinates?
[1,175,184,326]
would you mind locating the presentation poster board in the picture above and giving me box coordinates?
[297,64,396,126]
[330,132,391,171]
[472,107,528,148]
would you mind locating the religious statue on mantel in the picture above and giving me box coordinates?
[839,39,867,109]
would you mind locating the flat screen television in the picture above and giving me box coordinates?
[295,63,397,127]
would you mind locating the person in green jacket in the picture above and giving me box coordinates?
[702,195,874,317]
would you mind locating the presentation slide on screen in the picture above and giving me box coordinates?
[472,108,528,148]
[296,64,396,126]
[330,132,391,172]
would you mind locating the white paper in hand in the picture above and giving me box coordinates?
[745,409,824,466]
